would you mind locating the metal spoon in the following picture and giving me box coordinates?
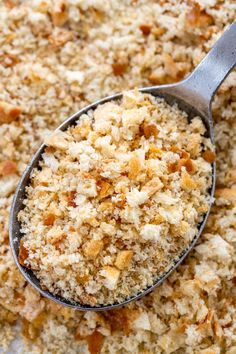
[10,21,236,311]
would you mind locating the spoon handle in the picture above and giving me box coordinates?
[183,21,236,108]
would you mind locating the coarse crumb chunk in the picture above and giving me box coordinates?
[83,240,104,260]
[0,160,17,176]
[115,250,133,270]
[100,266,120,290]
[0,101,21,124]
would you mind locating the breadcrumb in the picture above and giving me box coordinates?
[18,91,212,305]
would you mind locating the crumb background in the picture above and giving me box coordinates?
[0,0,235,353]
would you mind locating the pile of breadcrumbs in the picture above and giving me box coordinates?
[18,90,213,306]
[0,0,235,353]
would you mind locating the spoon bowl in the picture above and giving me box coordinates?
[9,21,236,311]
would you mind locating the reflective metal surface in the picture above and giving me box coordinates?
[10,21,236,311]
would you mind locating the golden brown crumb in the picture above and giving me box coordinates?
[226,168,236,183]
[73,121,91,139]
[0,53,19,68]
[184,159,196,174]
[139,24,152,35]
[97,180,114,199]
[142,177,163,196]
[3,0,16,9]
[115,250,133,270]
[0,160,17,176]
[163,53,179,80]
[103,308,139,334]
[141,122,159,139]
[86,331,104,354]
[43,213,56,226]
[0,101,21,124]
[148,144,163,158]
[79,294,98,306]
[67,190,77,207]
[99,201,114,213]
[48,29,74,47]
[181,171,197,190]
[186,3,214,28]
[51,0,68,27]
[128,155,142,179]
[148,72,163,85]
[215,188,236,202]
[76,330,104,354]
[22,318,39,340]
[18,239,29,267]
[83,240,104,260]
[76,274,89,284]
[168,158,196,174]
[170,146,190,159]
[112,62,128,76]
[202,150,216,163]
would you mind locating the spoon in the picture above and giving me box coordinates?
[10,21,236,311]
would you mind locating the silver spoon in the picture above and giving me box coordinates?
[10,21,236,311]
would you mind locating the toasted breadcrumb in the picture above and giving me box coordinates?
[115,250,133,270]
[84,240,104,260]
[18,91,212,305]
[0,160,17,176]
[0,1,235,353]
[0,101,21,124]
